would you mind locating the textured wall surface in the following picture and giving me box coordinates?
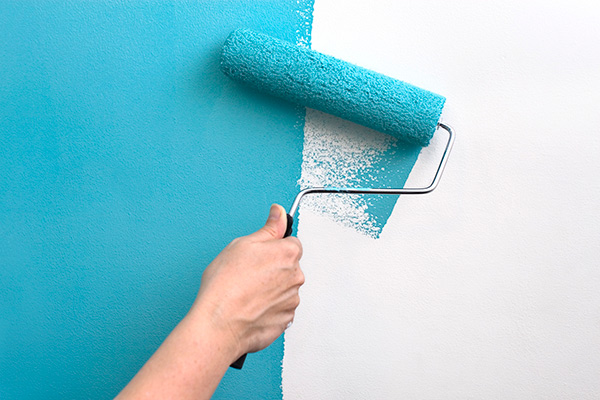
[284,0,600,398]
[3,1,600,399]
[0,1,313,398]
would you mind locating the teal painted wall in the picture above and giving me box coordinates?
[0,1,313,398]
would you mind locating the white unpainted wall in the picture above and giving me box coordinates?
[283,1,600,398]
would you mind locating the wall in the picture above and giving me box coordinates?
[283,0,600,399]
[3,1,600,399]
[0,1,313,398]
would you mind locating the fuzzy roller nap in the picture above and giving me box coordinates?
[221,28,454,370]
[220,28,446,147]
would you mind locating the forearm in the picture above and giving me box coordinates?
[116,307,239,400]
[117,205,304,398]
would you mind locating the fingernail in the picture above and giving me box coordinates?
[268,204,281,221]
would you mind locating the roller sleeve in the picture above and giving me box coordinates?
[220,28,445,147]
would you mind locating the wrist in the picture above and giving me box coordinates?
[185,300,243,364]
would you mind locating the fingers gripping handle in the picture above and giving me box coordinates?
[230,213,294,370]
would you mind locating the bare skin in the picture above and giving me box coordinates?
[116,204,304,399]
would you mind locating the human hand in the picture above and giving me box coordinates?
[117,204,303,399]
[191,204,304,359]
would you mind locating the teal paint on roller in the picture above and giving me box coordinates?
[220,28,445,147]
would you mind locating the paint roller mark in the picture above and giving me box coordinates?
[300,109,421,238]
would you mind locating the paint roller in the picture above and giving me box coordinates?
[220,28,455,369]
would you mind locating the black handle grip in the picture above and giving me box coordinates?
[284,213,293,238]
[230,353,247,370]
[230,213,294,370]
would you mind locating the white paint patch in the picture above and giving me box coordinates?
[284,0,600,399]
[298,108,398,238]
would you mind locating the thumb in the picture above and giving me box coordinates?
[251,204,288,241]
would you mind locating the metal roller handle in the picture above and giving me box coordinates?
[231,123,454,369]
[287,123,455,218]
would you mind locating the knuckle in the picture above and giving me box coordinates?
[291,238,303,259]
[282,238,303,260]
[292,294,301,309]
[296,268,305,286]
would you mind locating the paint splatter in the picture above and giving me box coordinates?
[299,108,422,238]
[295,0,314,48]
